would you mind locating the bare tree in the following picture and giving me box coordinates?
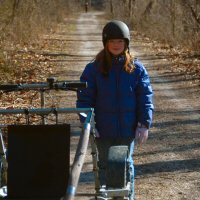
[104,0,200,50]
[110,0,114,16]
[170,0,176,37]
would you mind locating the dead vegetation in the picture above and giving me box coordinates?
[0,0,80,83]
[0,0,81,129]
[105,0,200,84]
[106,0,200,51]
[0,1,199,129]
[0,5,199,199]
[150,38,200,84]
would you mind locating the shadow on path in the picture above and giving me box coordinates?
[135,157,200,177]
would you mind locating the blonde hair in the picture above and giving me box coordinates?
[95,42,135,76]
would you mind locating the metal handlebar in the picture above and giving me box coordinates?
[0,77,87,92]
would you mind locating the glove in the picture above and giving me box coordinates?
[91,127,100,138]
[135,123,148,145]
[94,128,100,138]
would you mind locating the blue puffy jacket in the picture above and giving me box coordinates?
[76,56,154,138]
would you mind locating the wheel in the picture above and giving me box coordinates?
[0,157,7,187]
[127,161,134,200]
[106,145,128,188]
[0,159,2,187]
[0,130,7,187]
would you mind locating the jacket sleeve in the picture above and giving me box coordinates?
[135,61,154,128]
[76,63,96,122]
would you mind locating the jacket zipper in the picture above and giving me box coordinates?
[116,63,121,138]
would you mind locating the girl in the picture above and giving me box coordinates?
[76,20,154,200]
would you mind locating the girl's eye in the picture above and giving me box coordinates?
[109,40,124,44]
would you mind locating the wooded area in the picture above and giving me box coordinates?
[0,0,199,83]
[0,0,77,83]
[0,0,199,49]
[0,2,200,199]
[1,0,199,48]
[106,0,200,50]
[0,0,75,44]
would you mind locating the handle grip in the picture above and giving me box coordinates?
[61,81,87,90]
[0,84,19,91]
[0,79,87,92]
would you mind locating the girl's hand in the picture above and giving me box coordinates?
[135,123,148,145]
[94,128,100,138]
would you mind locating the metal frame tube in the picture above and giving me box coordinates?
[0,108,93,115]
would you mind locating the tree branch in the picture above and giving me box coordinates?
[184,0,200,27]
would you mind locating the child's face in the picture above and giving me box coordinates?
[107,39,125,56]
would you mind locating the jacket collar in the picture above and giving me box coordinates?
[111,55,125,64]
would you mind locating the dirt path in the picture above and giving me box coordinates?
[43,11,200,200]
[42,11,104,199]
[132,42,200,200]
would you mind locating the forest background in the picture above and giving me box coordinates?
[0,0,199,82]
[0,1,199,199]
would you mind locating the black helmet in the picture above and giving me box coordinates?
[102,20,130,47]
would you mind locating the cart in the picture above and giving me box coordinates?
[90,135,133,200]
[0,77,133,200]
